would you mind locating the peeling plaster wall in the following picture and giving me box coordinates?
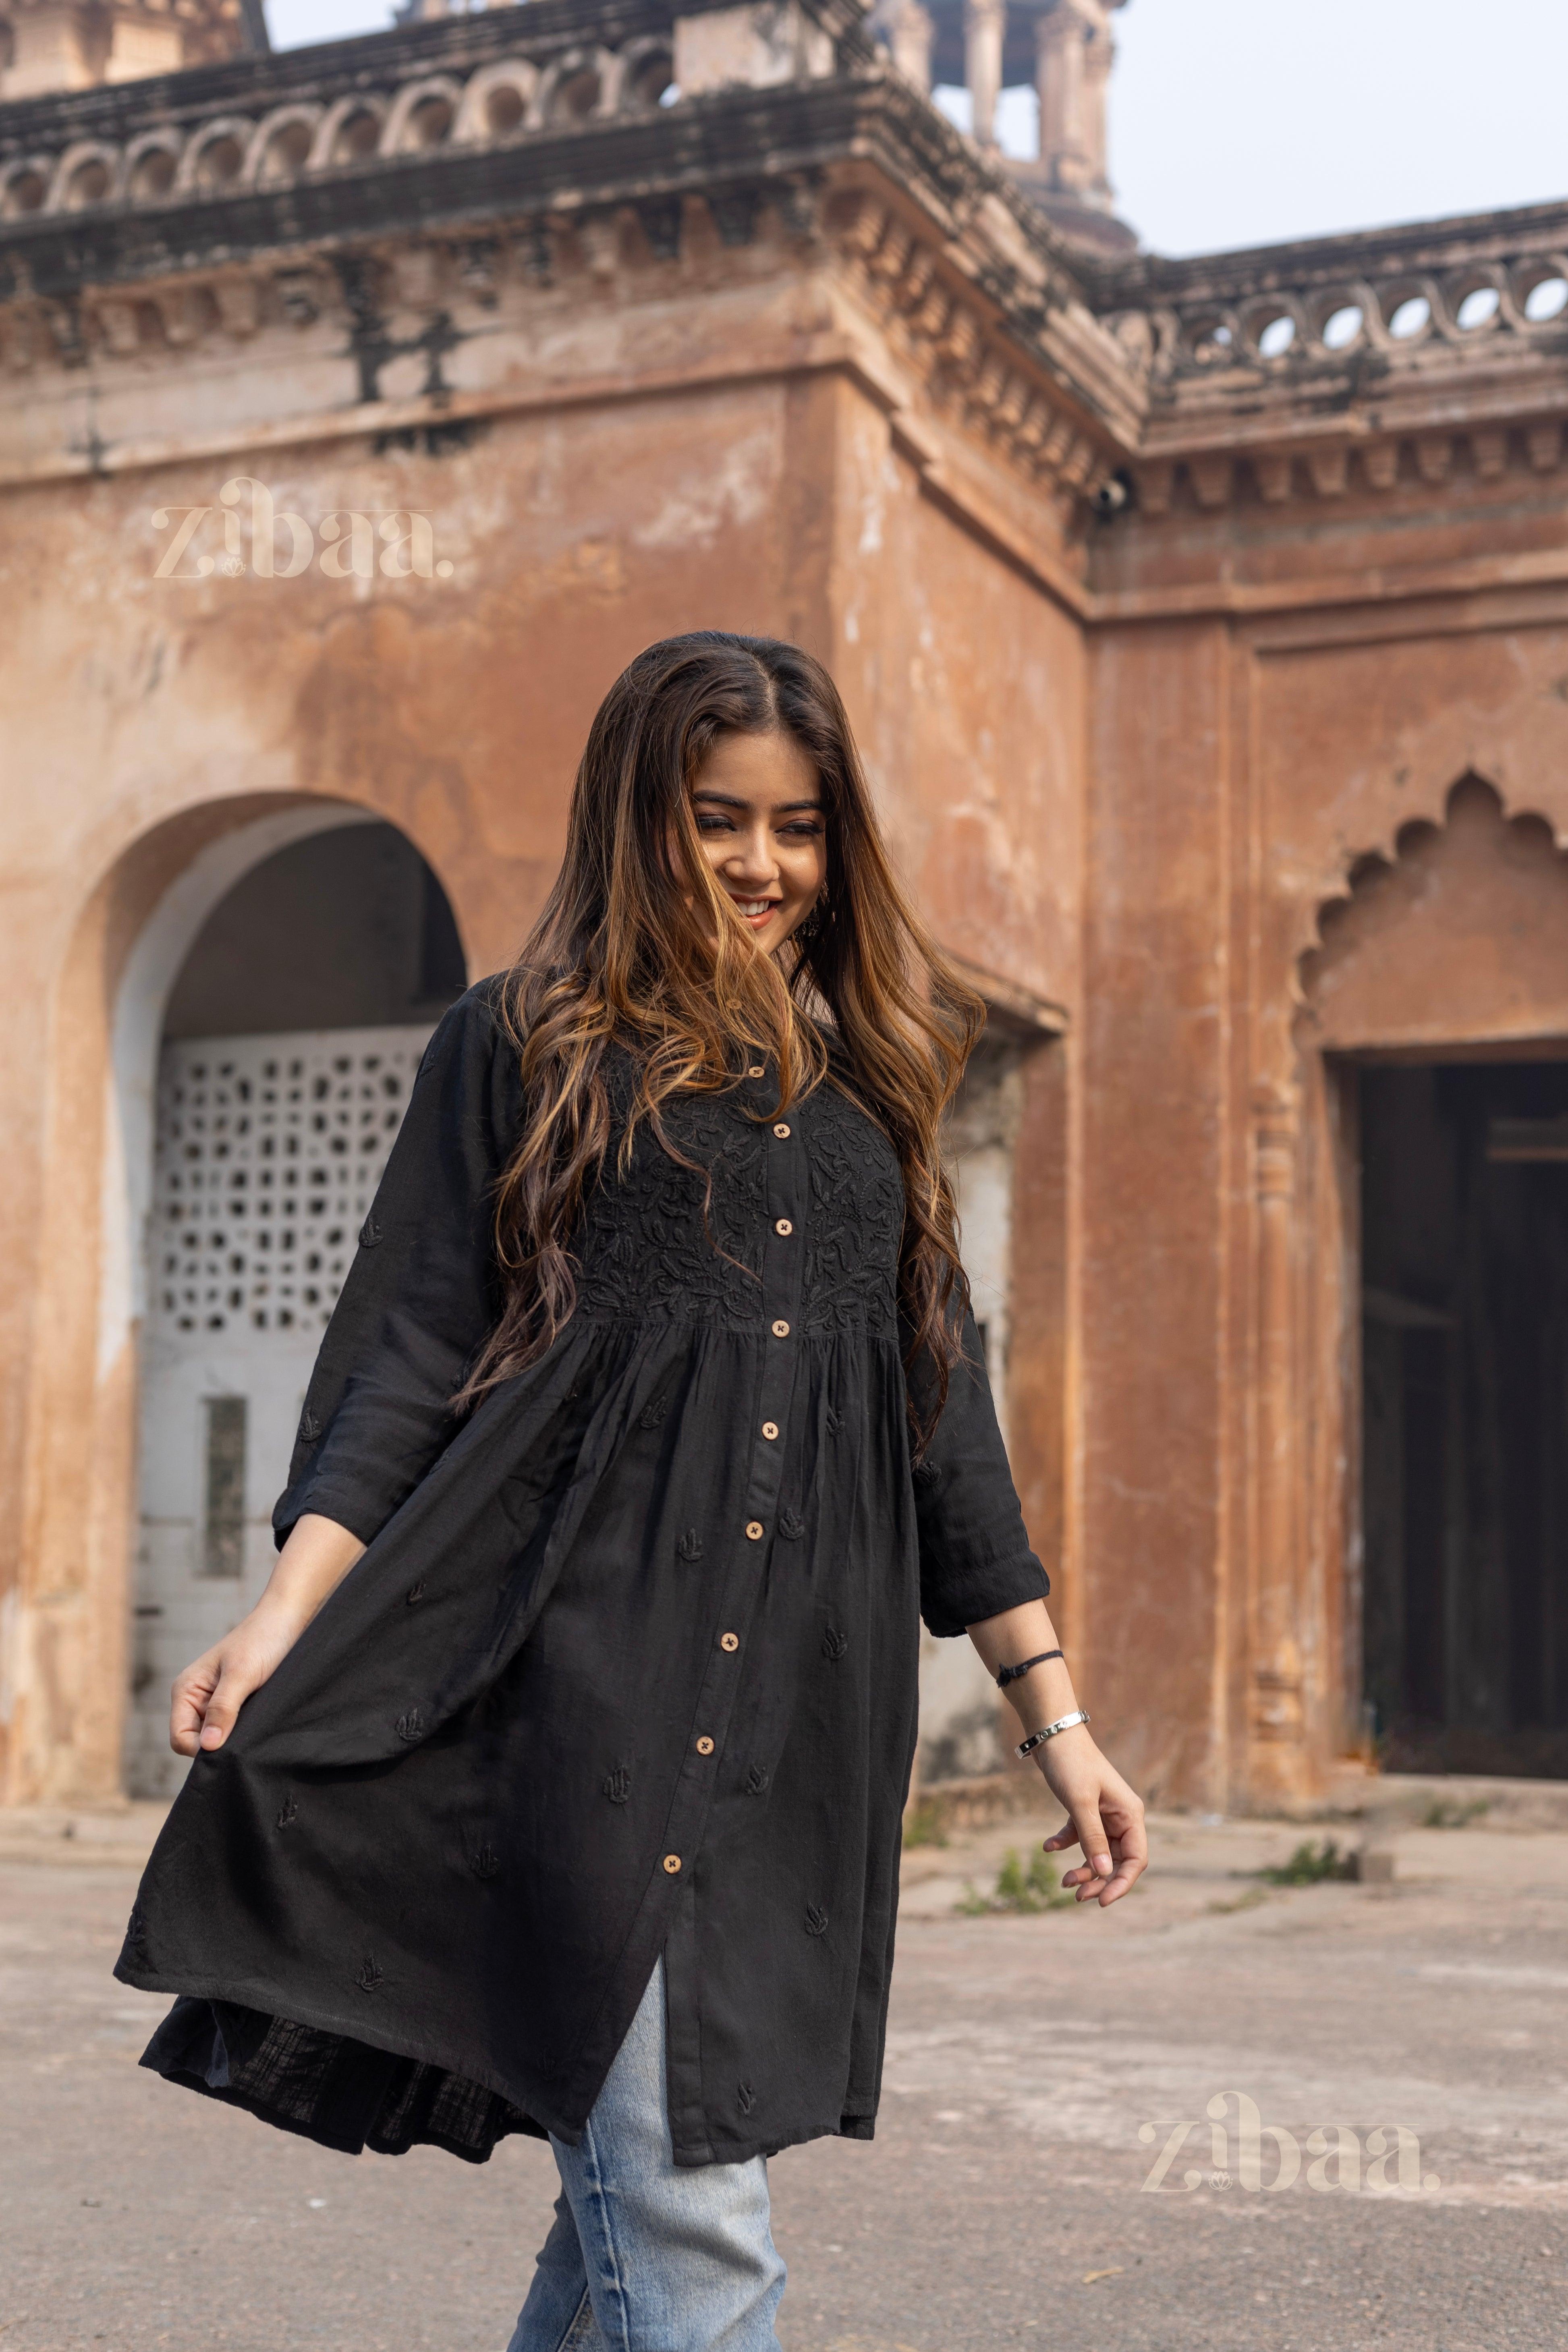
[0,360,1089,1802]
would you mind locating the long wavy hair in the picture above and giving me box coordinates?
[459,631,985,1446]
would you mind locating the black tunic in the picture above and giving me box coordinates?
[118,982,1047,2167]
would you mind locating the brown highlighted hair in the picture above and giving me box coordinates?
[459,631,984,1446]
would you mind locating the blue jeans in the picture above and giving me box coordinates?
[507,1957,786,2352]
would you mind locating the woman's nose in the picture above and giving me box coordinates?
[723,825,777,884]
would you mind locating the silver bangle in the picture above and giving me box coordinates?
[1015,1708,1090,1761]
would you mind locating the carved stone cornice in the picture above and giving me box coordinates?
[0,20,1137,506]
[834,179,1123,500]
[10,0,1568,533]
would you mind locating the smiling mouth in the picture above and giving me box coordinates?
[728,895,781,924]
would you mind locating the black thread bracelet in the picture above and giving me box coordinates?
[996,1648,1064,1689]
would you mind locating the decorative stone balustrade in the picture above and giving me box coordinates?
[6,0,1563,524]
[1088,207,1568,512]
[1105,249,1568,390]
[0,29,680,223]
[0,0,1135,514]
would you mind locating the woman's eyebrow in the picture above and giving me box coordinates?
[691,790,823,813]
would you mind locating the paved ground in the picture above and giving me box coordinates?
[5,1792,1568,2352]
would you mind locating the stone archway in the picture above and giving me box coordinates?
[126,819,467,1795]
[7,799,467,1809]
[1298,776,1568,1777]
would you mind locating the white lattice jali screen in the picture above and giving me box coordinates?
[151,1026,435,1338]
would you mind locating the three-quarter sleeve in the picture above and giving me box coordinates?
[272,981,521,1549]
[905,1305,1050,1638]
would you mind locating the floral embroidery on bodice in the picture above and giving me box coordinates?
[571,1061,903,1339]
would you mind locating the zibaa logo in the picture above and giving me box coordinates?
[152,476,455,582]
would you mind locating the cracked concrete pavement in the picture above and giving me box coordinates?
[4,1789,1567,2351]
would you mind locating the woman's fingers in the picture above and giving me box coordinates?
[1091,1806,1149,1905]
[1038,1751,1149,1907]
[1072,1802,1113,1887]
[169,1643,260,1755]
[169,1655,220,1757]
[195,1657,253,1751]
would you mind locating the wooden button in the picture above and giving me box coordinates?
[773,1122,791,1139]
[748,1064,765,1079]
[771,1319,790,1338]
[762,1421,779,1440]
[696,1736,715,1756]
[720,1631,740,1652]
[746,1520,764,1540]
[662,1853,682,1874]
[775,1217,793,1236]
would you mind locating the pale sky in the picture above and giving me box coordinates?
[263,0,1568,259]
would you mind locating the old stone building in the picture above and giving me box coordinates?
[5,0,1568,1815]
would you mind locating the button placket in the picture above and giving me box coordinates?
[655,1083,808,1923]
[747,1093,807,1541]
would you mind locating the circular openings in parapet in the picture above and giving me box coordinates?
[0,164,47,216]
[1387,293,1432,340]
[545,60,603,126]
[1256,314,1296,359]
[1455,284,1501,331]
[127,141,178,201]
[1188,315,1235,365]
[62,155,112,210]
[329,105,383,166]
[192,134,245,193]
[1320,303,1365,350]
[402,94,455,149]
[623,44,676,113]
[1524,276,1568,323]
[254,117,314,188]
[485,81,528,136]
[454,64,537,143]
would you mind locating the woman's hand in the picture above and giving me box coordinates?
[168,1512,366,1757]
[170,1600,310,1757]
[1036,1729,1147,1906]
[965,1598,1149,1908]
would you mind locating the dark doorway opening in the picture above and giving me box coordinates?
[1359,1058,1568,1776]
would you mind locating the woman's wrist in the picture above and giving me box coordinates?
[246,1585,318,1646]
[254,1514,367,1640]
[1004,1657,1080,1736]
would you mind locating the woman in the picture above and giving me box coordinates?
[119,633,1147,2351]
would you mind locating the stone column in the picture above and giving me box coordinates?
[1079,2,1116,199]
[879,0,935,92]
[1035,0,1119,200]
[964,0,1006,149]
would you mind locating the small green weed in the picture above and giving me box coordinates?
[902,1798,949,1850]
[1206,1886,1268,1916]
[1421,1796,1489,1829]
[957,1847,1076,1914]
[1259,1838,1356,1886]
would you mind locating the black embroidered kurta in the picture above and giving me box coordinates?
[119,981,1048,2167]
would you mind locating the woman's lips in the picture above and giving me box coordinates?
[728,896,780,929]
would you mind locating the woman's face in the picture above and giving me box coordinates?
[688,728,828,958]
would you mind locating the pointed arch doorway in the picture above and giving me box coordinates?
[127,820,466,1796]
[1303,778,1568,1778]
